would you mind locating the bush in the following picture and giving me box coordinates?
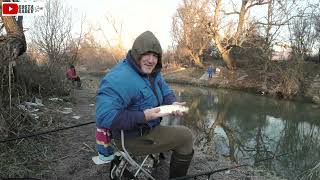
[14,53,71,99]
[264,61,304,99]
[305,54,320,63]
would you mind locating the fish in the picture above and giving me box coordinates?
[158,105,189,114]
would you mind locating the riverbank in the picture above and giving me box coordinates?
[163,61,320,105]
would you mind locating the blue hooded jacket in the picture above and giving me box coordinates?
[96,31,176,138]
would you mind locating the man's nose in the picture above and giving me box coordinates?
[146,55,157,62]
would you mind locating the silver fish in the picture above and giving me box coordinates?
[158,105,189,114]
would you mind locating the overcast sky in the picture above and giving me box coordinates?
[23,0,318,52]
[67,0,181,50]
[22,0,181,50]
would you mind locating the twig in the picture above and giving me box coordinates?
[82,142,95,152]
[55,147,84,161]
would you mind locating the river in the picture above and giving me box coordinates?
[162,84,320,179]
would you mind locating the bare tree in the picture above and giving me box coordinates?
[254,0,320,61]
[171,0,211,67]
[76,25,125,70]
[69,14,86,65]
[316,15,320,37]
[290,5,320,60]
[172,0,273,69]
[317,15,320,63]
[30,0,73,68]
[171,0,319,71]
[102,14,126,62]
[207,0,270,70]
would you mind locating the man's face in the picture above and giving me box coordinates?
[139,52,158,74]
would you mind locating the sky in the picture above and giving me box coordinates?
[21,0,269,51]
[21,0,318,53]
[66,0,182,50]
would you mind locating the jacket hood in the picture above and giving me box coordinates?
[129,31,162,76]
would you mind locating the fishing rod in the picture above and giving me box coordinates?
[170,150,297,180]
[0,121,95,143]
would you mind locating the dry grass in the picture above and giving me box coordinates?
[0,53,74,178]
[0,106,63,177]
[0,95,75,178]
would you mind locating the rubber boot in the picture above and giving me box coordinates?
[169,150,194,179]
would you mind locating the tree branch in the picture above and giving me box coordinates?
[246,1,270,10]
[221,10,240,15]
[255,15,309,26]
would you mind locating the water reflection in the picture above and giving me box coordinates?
[162,84,320,179]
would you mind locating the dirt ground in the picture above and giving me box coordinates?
[40,71,284,180]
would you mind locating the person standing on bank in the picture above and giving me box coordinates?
[96,31,194,178]
[207,65,214,79]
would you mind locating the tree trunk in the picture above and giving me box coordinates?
[191,54,203,68]
[234,0,248,44]
[221,49,237,70]
[0,0,27,110]
[0,15,27,65]
[212,0,237,70]
[214,33,237,70]
[187,48,204,68]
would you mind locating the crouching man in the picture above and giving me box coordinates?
[96,31,194,178]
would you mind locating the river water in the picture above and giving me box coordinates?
[162,84,320,179]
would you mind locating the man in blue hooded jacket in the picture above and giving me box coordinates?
[96,31,194,178]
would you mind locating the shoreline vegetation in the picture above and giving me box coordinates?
[161,62,320,106]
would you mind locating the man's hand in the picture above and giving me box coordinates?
[171,102,187,117]
[144,108,170,121]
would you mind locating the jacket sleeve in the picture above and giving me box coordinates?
[158,74,176,105]
[163,93,176,105]
[111,110,146,130]
[96,79,145,130]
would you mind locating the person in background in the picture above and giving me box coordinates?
[207,65,213,79]
[66,65,81,88]
[96,31,194,178]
